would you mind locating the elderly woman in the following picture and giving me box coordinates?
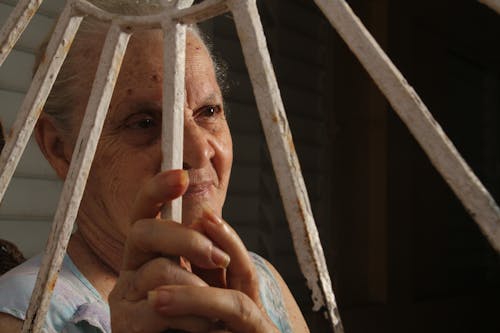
[0,2,309,333]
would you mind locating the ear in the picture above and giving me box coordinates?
[35,115,71,180]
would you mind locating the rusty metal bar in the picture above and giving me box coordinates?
[160,1,192,221]
[479,0,500,14]
[0,3,82,205]
[72,0,228,29]
[228,0,344,331]
[22,23,131,333]
[314,0,500,253]
[174,0,229,24]
[0,0,43,67]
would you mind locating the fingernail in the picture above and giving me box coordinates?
[164,170,188,187]
[148,289,171,306]
[211,246,230,268]
[179,170,188,186]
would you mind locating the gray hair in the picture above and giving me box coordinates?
[35,0,226,134]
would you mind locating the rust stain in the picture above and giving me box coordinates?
[287,132,295,151]
[48,275,57,292]
[39,51,47,65]
[271,114,278,123]
[297,199,306,222]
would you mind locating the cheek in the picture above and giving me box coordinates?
[213,127,233,185]
[87,137,162,209]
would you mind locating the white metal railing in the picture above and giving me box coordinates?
[0,0,499,332]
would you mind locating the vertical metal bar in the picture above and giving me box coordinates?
[22,24,131,333]
[0,3,82,205]
[314,0,500,253]
[0,0,44,67]
[229,0,343,331]
[479,0,500,14]
[161,20,186,221]
[160,0,193,221]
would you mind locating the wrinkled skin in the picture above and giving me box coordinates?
[34,31,281,332]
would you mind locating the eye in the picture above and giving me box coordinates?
[121,111,161,146]
[125,113,158,130]
[196,105,223,119]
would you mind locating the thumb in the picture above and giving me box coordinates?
[130,170,188,223]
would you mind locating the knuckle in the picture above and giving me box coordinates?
[127,219,155,250]
[232,291,254,323]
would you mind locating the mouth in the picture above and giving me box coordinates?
[184,181,213,197]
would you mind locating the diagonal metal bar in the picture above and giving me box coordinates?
[0,0,43,67]
[174,0,229,24]
[479,0,500,14]
[22,23,131,333]
[160,0,192,221]
[314,0,500,253]
[229,0,344,331]
[0,3,82,205]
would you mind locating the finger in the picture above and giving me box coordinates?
[124,257,208,301]
[130,170,189,223]
[111,298,212,333]
[198,207,260,302]
[149,286,279,333]
[123,219,230,271]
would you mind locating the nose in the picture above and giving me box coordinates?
[182,120,214,170]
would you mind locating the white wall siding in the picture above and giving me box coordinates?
[0,1,60,258]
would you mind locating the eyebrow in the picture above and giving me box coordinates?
[199,92,222,106]
[132,101,162,112]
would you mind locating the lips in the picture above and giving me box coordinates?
[184,181,213,197]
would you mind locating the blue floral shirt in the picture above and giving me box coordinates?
[0,252,292,332]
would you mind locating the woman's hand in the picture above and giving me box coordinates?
[108,170,279,333]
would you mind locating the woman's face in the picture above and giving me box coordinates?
[72,31,232,243]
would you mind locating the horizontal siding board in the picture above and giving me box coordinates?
[0,49,34,92]
[227,165,260,194]
[232,134,260,164]
[281,86,324,119]
[15,138,58,178]
[231,225,261,251]
[1,0,62,19]
[0,91,58,178]
[278,33,326,65]
[275,1,327,40]
[213,16,239,41]
[0,3,54,52]
[0,219,51,257]
[275,57,325,92]
[288,114,327,145]
[225,71,255,105]
[226,102,261,135]
[213,36,246,72]
[0,90,23,128]
[294,143,324,172]
[0,177,61,218]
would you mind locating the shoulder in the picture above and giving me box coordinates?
[0,256,41,320]
[0,255,110,333]
[0,313,23,333]
[250,252,310,333]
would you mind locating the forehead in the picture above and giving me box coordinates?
[117,30,215,83]
[109,30,219,106]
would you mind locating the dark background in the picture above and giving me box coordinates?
[1,0,499,332]
[206,0,500,332]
